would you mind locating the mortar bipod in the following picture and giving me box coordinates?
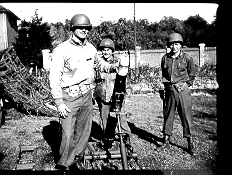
[83,92,138,169]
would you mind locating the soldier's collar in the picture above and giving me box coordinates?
[69,34,88,46]
[169,50,183,59]
[103,54,116,62]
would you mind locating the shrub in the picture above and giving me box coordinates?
[13,10,52,68]
[128,62,217,92]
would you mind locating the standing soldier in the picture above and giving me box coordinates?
[93,38,131,149]
[49,14,119,170]
[160,33,196,156]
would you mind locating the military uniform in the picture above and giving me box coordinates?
[50,34,116,168]
[161,51,195,140]
[93,53,131,140]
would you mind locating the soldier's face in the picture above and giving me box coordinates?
[101,47,113,60]
[73,28,89,39]
[169,42,182,54]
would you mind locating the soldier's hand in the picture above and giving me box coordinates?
[57,103,71,119]
[174,82,186,92]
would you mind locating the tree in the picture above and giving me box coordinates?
[13,10,216,70]
[183,14,210,47]
[154,16,185,48]
[204,15,216,46]
[13,9,51,68]
[88,21,114,49]
[113,18,134,51]
[88,18,134,51]
[49,22,71,49]
[136,19,152,50]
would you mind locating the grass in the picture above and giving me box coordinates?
[0,89,218,173]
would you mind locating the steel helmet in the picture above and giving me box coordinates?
[70,14,92,30]
[99,38,115,51]
[167,33,183,43]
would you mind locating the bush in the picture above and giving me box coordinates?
[129,64,162,91]
[32,60,217,94]
[13,10,52,68]
[128,62,217,92]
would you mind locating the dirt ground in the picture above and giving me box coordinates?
[0,92,217,174]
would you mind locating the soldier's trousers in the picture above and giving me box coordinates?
[57,90,93,167]
[163,84,193,138]
[96,97,131,139]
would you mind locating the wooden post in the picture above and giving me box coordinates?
[199,43,205,67]
[134,3,137,81]
[42,49,51,71]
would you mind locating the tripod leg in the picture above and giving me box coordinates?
[116,113,129,170]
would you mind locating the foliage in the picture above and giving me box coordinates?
[183,15,216,47]
[88,18,134,51]
[129,64,162,90]
[12,10,216,71]
[128,62,217,91]
[46,14,216,52]
[88,21,115,49]
[113,18,134,51]
[13,10,52,68]
[153,16,185,48]
[195,62,216,79]
[49,21,71,49]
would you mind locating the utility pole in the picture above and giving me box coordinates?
[134,3,137,81]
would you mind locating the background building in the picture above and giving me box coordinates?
[0,5,20,51]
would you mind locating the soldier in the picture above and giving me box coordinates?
[93,38,131,149]
[160,33,196,156]
[49,14,119,170]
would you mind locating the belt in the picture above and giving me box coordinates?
[63,84,91,97]
[164,82,186,92]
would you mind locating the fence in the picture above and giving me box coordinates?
[42,43,216,71]
[114,44,218,92]
[41,44,218,93]
[112,44,216,68]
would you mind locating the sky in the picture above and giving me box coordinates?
[1,3,219,26]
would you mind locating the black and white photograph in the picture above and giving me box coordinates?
[0,2,219,174]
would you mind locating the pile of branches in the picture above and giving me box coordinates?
[0,46,59,117]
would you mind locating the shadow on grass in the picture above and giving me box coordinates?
[42,120,61,164]
[191,88,218,95]
[204,152,219,174]
[128,122,164,147]
[0,152,5,163]
[41,120,106,164]
[193,111,217,141]
[193,111,217,121]
[2,94,57,118]
[91,115,164,147]
[0,110,6,127]
[168,141,189,153]
[89,121,104,142]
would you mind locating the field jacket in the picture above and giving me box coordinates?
[93,54,120,102]
[49,34,116,106]
[161,51,196,88]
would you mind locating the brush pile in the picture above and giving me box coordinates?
[0,46,58,117]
